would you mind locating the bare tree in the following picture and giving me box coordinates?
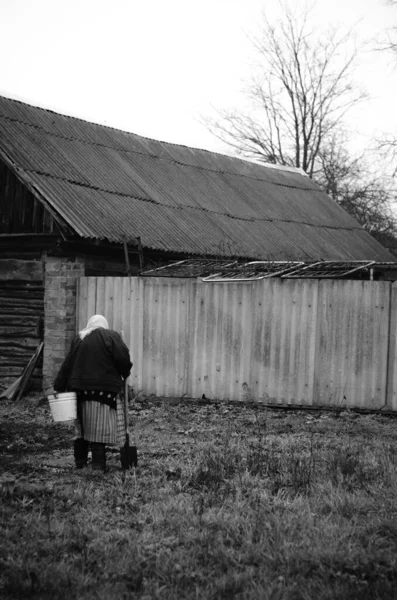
[207,2,397,242]
[377,0,397,53]
[317,135,397,241]
[375,2,397,177]
[207,3,365,177]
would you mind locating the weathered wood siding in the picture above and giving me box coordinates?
[0,160,57,234]
[77,277,397,411]
[0,259,44,390]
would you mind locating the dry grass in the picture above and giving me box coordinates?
[1,397,397,599]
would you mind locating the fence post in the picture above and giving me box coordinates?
[386,282,397,411]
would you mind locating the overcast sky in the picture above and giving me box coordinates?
[0,0,396,157]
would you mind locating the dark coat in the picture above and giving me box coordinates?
[54,328,132,393]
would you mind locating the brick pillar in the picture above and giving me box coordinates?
[42,256,85,393]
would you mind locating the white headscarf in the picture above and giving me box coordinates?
[79,314,109,340]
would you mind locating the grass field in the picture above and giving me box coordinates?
[1,394,397,599]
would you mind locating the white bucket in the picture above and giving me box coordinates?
[47,392,77,422]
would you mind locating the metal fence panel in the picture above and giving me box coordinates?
[77,276,393,410]
[139,278,191,397]
[386,282,397,411]
[189,281,249,401]
[249,279,319,405]
[313,280,390,409]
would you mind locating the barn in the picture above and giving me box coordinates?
[0,94,394,395]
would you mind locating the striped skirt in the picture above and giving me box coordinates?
[74,395,126,445]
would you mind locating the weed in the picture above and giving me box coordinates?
[188,444,240,491]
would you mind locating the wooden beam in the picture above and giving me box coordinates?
[0,259,44,281]
[123,237,131,275]
[137,236,144,272]
[13,342,44,401]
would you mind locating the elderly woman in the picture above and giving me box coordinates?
[54,315,132,472]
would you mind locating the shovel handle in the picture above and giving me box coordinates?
[124,376,129,437]
[120,330,129,437]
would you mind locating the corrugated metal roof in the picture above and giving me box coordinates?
[0,95,393,261]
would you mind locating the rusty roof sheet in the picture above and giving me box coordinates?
[0,95,393,261]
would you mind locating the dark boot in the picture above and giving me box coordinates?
[91,442,106,472]
[74,438,89,469]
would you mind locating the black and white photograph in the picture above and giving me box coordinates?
[1,1,397,598]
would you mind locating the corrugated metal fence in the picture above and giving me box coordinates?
[77,277,397,411]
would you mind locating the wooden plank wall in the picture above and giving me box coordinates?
[0,160,56,234]
[0,259,44,391]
